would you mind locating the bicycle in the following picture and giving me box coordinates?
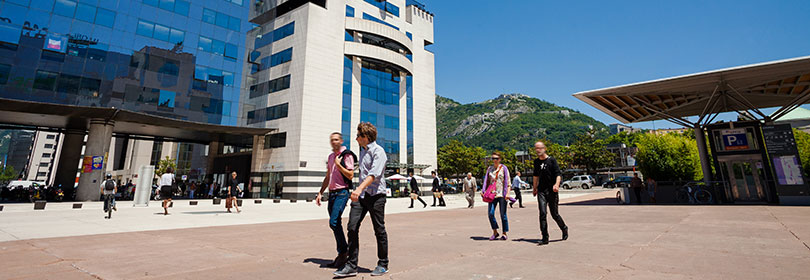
[103,194,115,219]
[675,182,713,204]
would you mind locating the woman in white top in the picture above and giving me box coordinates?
[481,151,511,241]
[159,167,175,215]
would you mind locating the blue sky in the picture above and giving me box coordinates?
[425,0,810,129]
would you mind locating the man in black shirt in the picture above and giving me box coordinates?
[532,141,568,245]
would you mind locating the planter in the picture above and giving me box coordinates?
[236,199,243,207]
[189,201,198,206]
[254,200,262,204]
[34,201,46,210]
[213,198,221,205]
[72,203,82,209]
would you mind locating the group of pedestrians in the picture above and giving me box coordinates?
[476,141,568,245]
[315,123,390,277]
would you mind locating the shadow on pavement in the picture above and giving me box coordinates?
[512,238,562,244]
[180,211,229,215]
[561,198,619,206]
[303,258,332,268]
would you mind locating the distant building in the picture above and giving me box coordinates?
[650,128,689,135]
[774,107,810,133]
[609,123,642,135]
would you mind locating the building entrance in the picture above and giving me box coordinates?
[718,155,766,202]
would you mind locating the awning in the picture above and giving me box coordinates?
[573,56,810,126]
[0,98,275,146]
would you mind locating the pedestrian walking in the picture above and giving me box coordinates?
[208,181,215,199]
[159,167,175,215]
[482,151,510,241]
[334,122,389,277]
[463,173,477,208]
[631,173,643,205]
[646,177,657,204]
[431,171,445,207]
[510,171,527,208]
[226,172,241,213]
[532,141,568,245]
[189,181,196,199]
[316,132,356,269]
[408,172,427,208]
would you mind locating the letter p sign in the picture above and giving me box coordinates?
[727,135,737,145]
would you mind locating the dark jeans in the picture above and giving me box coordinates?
[487,197,509,231]
[633,187,643,205]
[538,190,567,239]
[512,188,523,206]
[328,188,350,254]
[346,193,388,270]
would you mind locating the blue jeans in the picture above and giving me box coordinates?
[488,197,508,231]
[328,188,350,254]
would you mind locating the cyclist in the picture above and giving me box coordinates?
[100,174,117,219]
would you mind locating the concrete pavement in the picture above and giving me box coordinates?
[1,190,809,279]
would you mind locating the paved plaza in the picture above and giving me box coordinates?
[1,190,809,279]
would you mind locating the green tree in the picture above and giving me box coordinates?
[437,140,486,178]
[0,165,16,182]
[155,156,177,177]
[606,131,643,147]
[794,129,810,177]
[570,130,613,174]
[635,133,702,181]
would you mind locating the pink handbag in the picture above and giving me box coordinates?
[482,167,501,203]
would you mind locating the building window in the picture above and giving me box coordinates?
[39,162,49,167]
[346,5,354,17]
[79,77,101,97]
[44,144,54,149]
[33,70,59,91]
[198,36,238,60]
[268,75,291,93]
[360,60,402,160]
[42,153,51,158]
[270,48,293,67]
[342,56,353,147]
[150,141,163,166]
[247,103,289,124]
[226,0,243,6]
[362,13,398,30]
[143,0,191,16]
[46,134,56,140]
[136,20,184,44]
[254,22,295,50]
[264,132,287,149]
[37,172,47,177]
[56,74,81,94]
[0,63,10,85]
[159,90,175,108]
[363,0,399,17]
[202,8,241,32]
[53,0,116,28]
[194,65,234,86]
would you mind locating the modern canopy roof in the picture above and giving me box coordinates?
[573,55,810,127]
[0,98,275,146]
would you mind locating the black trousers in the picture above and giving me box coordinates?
[346,193,388,269]
[633,187,643,204]
[410,194,426,207]
[538,190,567,240]
[432,192,445,206]
[512,189,523,206]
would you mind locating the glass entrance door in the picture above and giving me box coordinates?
[720,156,766,202]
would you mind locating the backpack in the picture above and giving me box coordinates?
[338,149,358,189]
[104,179,115,191]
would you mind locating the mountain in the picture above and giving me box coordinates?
[436,94,607,151]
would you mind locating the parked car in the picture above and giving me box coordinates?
[603,176,633,188]
[561,175,595,189]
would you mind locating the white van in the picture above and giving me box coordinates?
[561,175,595,189]
[6,180,46,190]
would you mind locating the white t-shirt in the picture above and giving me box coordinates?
[159,173,175,187]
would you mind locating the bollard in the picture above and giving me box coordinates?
[306,198,313,203]
[34,201,46,210]
[189,201,198,206]
[72,203,82,209]
[254,200,262,204]
[0,205,4,211]
[273,199,281,203]
[213,198,221,205]
[290,199,297,203]
[236,199,243,207]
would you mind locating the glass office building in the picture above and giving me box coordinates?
[0,0,250,126]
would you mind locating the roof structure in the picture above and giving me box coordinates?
[0,98,275,146]
[573,56,810,127]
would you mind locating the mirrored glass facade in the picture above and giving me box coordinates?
[0,0,250,126]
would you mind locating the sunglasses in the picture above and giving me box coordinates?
[492,157,501,160]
